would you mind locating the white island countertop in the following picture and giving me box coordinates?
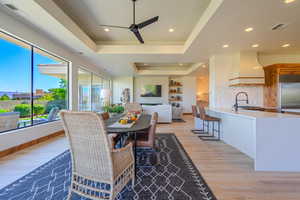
[208,107,300,120]
[206,107,300,172]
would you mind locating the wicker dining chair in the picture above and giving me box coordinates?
[60,111,135,200]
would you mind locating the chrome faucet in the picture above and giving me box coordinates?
[233,92,249,112]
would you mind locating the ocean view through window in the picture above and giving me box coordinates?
[0,31,69,133]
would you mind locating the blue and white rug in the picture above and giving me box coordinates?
[0,134,217,200]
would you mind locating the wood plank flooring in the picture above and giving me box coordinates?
[1,115,300,200]
[160,116,300,200]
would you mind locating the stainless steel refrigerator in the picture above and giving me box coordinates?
[279,75,300,109]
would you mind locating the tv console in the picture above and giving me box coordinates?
[140,103,162,106]
[142,104,172,123]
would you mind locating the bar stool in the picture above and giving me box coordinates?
[197,103,221,141]
[191,105,215,137]
[191,105,205,134]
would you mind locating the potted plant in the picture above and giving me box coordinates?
[103,105,125,116]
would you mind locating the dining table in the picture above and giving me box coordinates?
[105,113,152,176]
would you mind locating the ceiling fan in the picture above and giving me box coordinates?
[98,0,159,44]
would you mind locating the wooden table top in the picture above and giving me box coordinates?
[105,114,152,133]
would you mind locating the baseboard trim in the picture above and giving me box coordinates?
[0,130,65,158]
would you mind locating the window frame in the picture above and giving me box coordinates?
[78,67,111,112]
[0,30,70,134]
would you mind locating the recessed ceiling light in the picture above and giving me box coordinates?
[282,43,290,48]
[202,65,207,68]
[169,28,174,32]
[252,44,259,48]
[245,27,254,32]
[284,0,296,4]
[223,44,229,48]
[104,28,110,32]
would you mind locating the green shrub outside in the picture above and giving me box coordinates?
[13,104,46,117]
[33,104,45,115]
[0,94,10,101]
[0,109,8,113]
[14,104,30,117]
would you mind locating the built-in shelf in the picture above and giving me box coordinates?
[169,79,183,107]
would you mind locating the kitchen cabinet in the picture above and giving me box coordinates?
[263,63,300,108]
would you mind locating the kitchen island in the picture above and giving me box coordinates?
[207,108,300,172]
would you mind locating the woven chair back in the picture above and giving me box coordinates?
[60,111,113,182]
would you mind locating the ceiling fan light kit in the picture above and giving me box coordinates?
[99,0,159,44]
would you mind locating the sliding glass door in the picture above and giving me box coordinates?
[78,68,110,112]
[78,68,92,111]
[92,74,103,112]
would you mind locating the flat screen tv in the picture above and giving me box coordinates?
[141,85,162,97]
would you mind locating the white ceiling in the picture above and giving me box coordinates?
[0,0,300,77]
[135,63,194,71]
[53,0,211,43]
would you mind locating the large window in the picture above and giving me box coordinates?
[78,68,92,111]
[33,48,68,125]
[92,74,103,112]
[78,68,110,112]
[0,31,69,133]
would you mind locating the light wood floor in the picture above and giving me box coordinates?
[1,115,300,200]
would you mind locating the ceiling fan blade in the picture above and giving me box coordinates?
[137,16,159,29]
[133,30,144,44]
[98,24,129,29]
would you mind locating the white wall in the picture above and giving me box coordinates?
[134,76,169,104]
[258,52,300,66]
[0,10,111,151]
[209,53,263,108]
[113,76,134,104]
[182,76,197,113]
[113,75,198,112]
[0,121,62,151]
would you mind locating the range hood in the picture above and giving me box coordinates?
[229,51,265,86]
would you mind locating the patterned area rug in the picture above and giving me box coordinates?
[0,134,217,200]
